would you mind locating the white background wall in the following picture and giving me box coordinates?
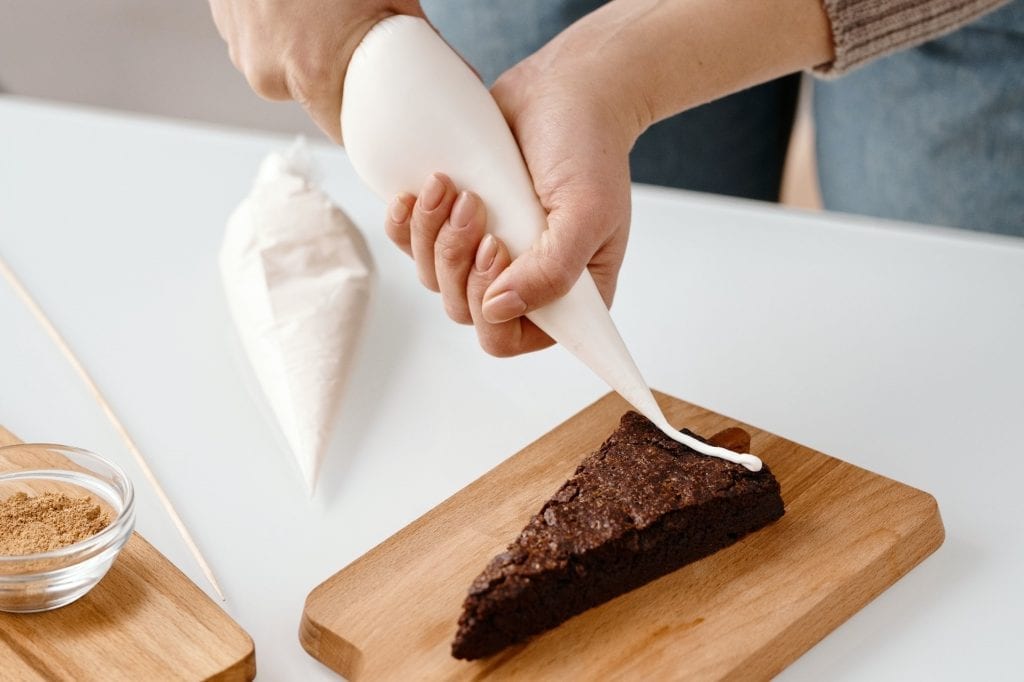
[0,0,319,136]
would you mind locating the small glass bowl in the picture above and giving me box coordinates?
[0,444,135,613]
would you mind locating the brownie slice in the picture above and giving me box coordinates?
[451,411,784,660]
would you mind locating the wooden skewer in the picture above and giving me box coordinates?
[0,254,226,601]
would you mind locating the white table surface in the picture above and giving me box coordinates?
[1,96,1022,681]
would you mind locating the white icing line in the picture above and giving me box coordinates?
[655,419,763,472]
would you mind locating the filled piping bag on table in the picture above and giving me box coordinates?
[221,140,375,494]
[342,16,760,471]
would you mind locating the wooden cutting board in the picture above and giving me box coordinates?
[0,427,256,681]
[301,392,944,680]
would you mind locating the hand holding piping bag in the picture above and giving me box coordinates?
[382,58,635,357]
[209,0,425,143]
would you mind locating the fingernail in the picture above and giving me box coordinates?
[452,191,477,229]
[475,234,497,272]
[420,173,446,211]
[483,290,526,323]
[389,196,411,223]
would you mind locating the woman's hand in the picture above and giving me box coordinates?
[209,0,424,143]
[480,55,637,326]
[383,53,641,356]
[385,176,555,356]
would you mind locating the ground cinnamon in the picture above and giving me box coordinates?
[0,492,111,555]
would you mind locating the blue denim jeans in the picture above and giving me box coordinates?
[423,0,1023,236]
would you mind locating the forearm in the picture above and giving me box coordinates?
[528,0,834,138]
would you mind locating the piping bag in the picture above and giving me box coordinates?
[343,16,760,471]
[221,140,375,494]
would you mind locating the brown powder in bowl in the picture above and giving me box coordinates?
[0,492,112,556]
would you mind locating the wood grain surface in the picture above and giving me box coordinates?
[301,392,944,680]
[0,427,256,681]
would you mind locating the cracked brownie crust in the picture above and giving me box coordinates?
[452,411,784,660]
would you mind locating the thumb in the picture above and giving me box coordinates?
[480,202,599,324]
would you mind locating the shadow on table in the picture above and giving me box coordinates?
[318,272,416,504]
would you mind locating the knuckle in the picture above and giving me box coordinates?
[530,231,580,297]
[245,64,287,100]
[437,242,464,268]
[536,253,576,297]
[284,53,332,105]
[411,211,440,240]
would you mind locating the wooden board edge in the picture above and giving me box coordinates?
[122,535,257,681]
[733,491,946,680]
[0,427,257,681]
[299,600,363,680]
[204,647,257,682]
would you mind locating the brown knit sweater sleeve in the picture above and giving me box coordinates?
[814,0,1010,77]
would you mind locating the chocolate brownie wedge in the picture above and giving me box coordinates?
[451,411,784,660]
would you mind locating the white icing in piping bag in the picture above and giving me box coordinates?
[342,16,761,472]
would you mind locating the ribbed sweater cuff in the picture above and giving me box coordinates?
[813,0,1009,78]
